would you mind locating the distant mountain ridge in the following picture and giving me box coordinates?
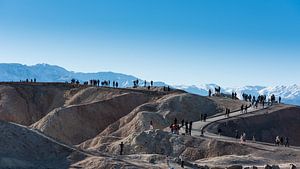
[175,84,300,106]
[0,63,165,87]
[0,63,299,106]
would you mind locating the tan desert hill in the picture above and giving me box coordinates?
[32,92,156,145]
[0,83,72,125]
[80,92,248,150]
[0,83,154,126]
[0,120,165,169]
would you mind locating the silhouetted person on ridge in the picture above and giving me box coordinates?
[181,119,184,127]
[150,81,153,87]
[209,89,212,97]
[279,96,282,103]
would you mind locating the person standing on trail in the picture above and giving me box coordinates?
[280,137,284,145]
[279,96,282,103]
[241,105,244,113]
[119,142,124,155]
[189,121,193,135]
[200,128,204,136]
[235,130,239,139]
[204,114,207,122]
[181,119,184,127]
[241,132,246,142]
[245,105,248,113]
[150,121,154,130]
[185,122,188,135]
[209,89,212,97]
[174,118,178,125]
[285,137,289,147]
[275,136,280,146]
[252,136,256,142]
[200,114,203,121]
[150,81,153,87]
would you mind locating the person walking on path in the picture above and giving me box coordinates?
[150,121,154,130]
[119,142,124,155]
[185,122,188,135]
[285,137,289,147]
[204,114,207,122]
[189,121,193,135]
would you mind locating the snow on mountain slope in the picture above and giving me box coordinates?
[179,84,300,106]
[0,63,165,87]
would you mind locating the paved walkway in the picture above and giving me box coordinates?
[190,104,264,136]
[183,103,300,150]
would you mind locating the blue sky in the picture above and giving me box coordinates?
[0,0,300,87]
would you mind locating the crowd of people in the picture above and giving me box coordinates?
[168,118,193,136]
[275,136,289,147]
[19,78,37,83]
[225,108,231,117]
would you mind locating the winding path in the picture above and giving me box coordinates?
[190,102,300,150]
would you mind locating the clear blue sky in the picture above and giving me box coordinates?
[0,0,300,87]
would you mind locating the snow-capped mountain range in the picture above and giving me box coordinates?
[0,63,299,106]
[175,84,300,106]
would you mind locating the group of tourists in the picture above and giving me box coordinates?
[20,78,37,83]
[231,92,238,99]
[200,113,208,122]
[208,86,221,97]
[241,92,283,109]
[133,79,155,89]
[240,104,250,113]
[275,136,289,147]
[163,86,171,92]
[235,130,247,142]
[225,108,231,118]
[169,118,193,136]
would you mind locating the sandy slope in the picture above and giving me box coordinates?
[32,92,153,145]
[0,83,70,125]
